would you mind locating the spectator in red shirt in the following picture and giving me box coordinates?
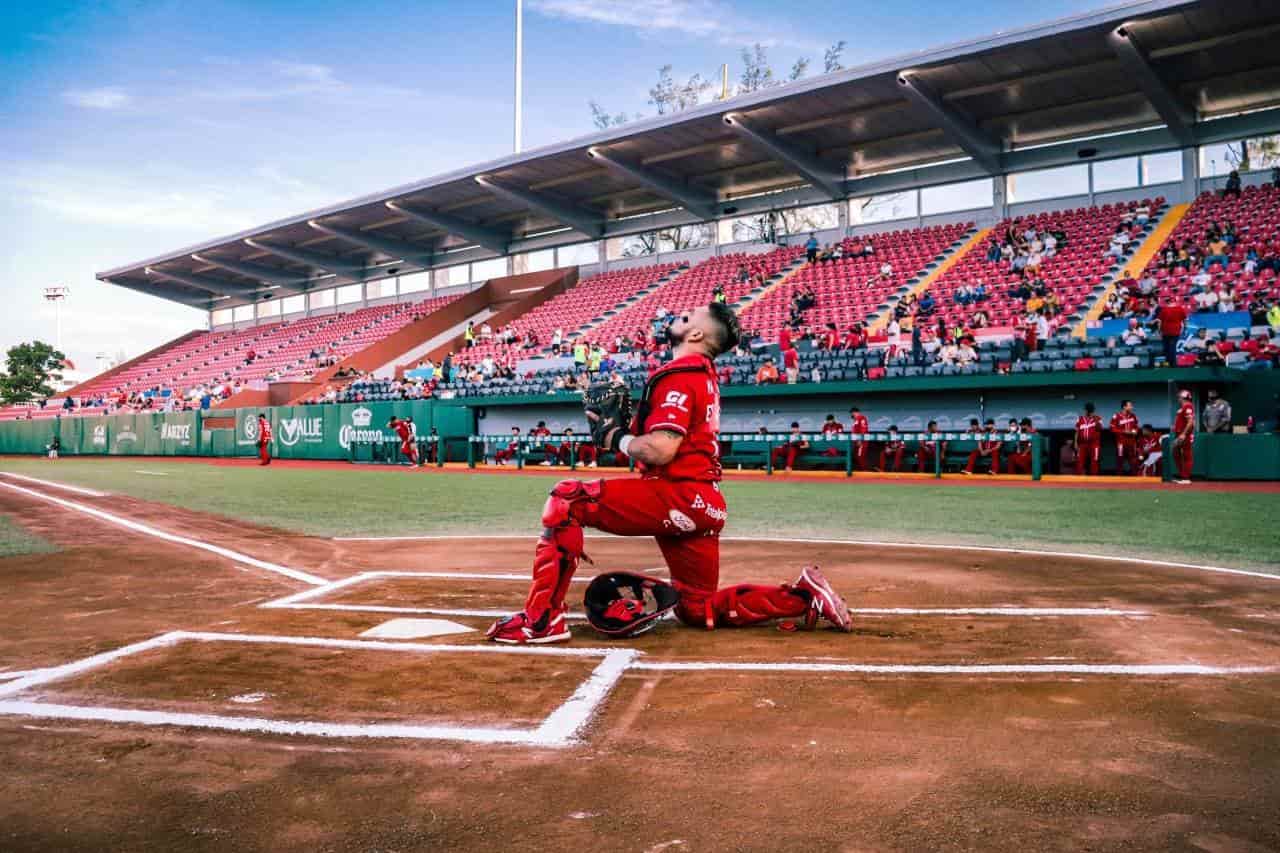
[1157,296,1188,366]
[782,345,800,384]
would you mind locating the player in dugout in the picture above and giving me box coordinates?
[487,302,854,644]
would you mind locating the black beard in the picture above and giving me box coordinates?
[664,325,685,347]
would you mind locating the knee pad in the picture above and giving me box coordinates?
[541,479,603,528]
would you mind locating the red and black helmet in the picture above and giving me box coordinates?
[583,571,680,638]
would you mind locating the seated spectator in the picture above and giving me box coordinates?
[955,284,972,305]
[955,339,978,367]
[972,281,987,302]
[1193,287,1219,312]
[1223,169,1242,198]
[1107,228,1132,257]
[917,292,936,316]
[754,357,780,385]
[1218,286,1238,313]
[937,341,959,365]
[971,310,990,329]
[1121,319,1148,346]
[1190,268,1213,293]
[1202,332,1234,366]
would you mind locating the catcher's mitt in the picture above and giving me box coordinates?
[583,382,633,452]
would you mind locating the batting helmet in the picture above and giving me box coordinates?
[583,571,680,638]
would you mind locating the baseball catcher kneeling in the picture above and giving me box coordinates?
[487,302,853,644]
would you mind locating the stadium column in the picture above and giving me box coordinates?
[467,437,476,469]
[845,436,853,477]
[765,435,774,476]
[934,439,943,479]
[1031,433,1042,481]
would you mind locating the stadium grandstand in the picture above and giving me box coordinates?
[5,0,1280,479]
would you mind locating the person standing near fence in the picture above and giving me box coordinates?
[256,413,272,466]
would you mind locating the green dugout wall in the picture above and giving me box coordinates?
[0,368,1277,480]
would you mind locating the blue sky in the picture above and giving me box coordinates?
[1,0,1101,372]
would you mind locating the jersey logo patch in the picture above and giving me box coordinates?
[667,509,697,533]
[661,391,690,412]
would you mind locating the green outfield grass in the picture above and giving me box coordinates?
[0,512,57,558]
[1,458,1276,573]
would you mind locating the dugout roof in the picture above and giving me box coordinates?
[98,0,1280,310]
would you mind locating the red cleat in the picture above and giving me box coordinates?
[794,566,853,632]
[485,608,572,644]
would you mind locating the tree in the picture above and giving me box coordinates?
[789,57,810,82]
[1225,135,1280,171]
[824,41,847,74]
[737,44,775,94]
[648,65,713,115]
[0,341,65,404]
[589,100,631,130]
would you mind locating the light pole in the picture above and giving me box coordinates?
[514,0,523,153]
[43,286,70,352]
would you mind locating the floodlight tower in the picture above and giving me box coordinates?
[43,286,70,352]
[514,0,524,153]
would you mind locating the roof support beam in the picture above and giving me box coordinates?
[384,201,510,255]
[585,147,720,221]
[721,113,847,200]
[305,220,435,267]
[1108,25,1195,147]
[474,175,605,238]
[104,278,215,310]
[241,238,365,282]
[144,266,263,297]
[896,72,1003,175]
[189,254,310,293]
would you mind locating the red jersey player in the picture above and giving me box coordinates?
[916,420,947,473]
[963,419,1002,475]
[819,413,844,457]
[555,427,598,468]
[878,425,905,472]
[1137,424,1163,477]
[1109,400,1140,476]
[1006,418,1036,475]
[487,303,853,644]
[771,422,810,471]
[256,413,272,466]
[1074,402,1103,475]
[387,416,418,465]
[493,426,523,466]
[1172,389,1195,484]
[849,406,869,470]
[529,420,554,465]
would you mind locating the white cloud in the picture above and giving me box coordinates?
[272,61,335,82]
[529,0,818,48]
[63,87,132,110]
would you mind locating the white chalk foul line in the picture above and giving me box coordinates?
[0,631,633,747]
[330,533,1280,583]
[632,661,1274,676]
[260,572,1147,621]
[0,472,108,497]
[0,481,327,587]
[134,470,169,477]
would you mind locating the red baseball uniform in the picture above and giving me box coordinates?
[256,418,272,465]
[1007,430,1035,475]
[820,419,844,457]
[1138,433,1163,477]
[520,353,810,630]
[850,413,869,469]
[1110,410,1140,475]
[530,425,554,462]
[1075,414,1103,475]
[1173,401,1195,480]
[917,434,947,473]
[494,434,523,464]
[771,433,809,471]
[879,435,905,472]
[965,431,1002,474]
[391,419,417,463]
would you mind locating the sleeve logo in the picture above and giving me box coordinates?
[661,391,690,412]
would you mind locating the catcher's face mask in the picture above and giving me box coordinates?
[584,572,680,638]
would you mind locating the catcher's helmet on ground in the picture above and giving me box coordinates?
[583,571,680,638]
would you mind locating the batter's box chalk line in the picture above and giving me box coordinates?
[260,571,1153,621]
[0,631,635,748]
[0,629,1271,747]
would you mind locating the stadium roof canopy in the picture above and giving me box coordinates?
[99,0,1280,310]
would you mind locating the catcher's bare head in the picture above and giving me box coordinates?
[667,303,741,359]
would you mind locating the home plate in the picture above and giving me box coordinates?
[359,618,476,639]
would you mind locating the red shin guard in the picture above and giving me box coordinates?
[523,480,600,625]
[708,584,808,627]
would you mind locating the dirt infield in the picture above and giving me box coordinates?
[0,484,1277,852]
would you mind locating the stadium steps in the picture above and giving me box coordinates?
[729,255,809,313]
[866,225,987,333]
[1072,202,1190,338]
[562,264,690,344]
[379,307,496,378]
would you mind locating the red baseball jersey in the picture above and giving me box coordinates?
[392,420,413,442]
[1174,402,1195,436]
[1138,434,1162,457]
[530,426,551,438]
[1016,429,1036,454]
[257,419,272,445]
[850,414,869,435]
[633,354,722,482]
[821,421,844,435]
[1076,415,1102,444]
[980,432,1003,452]
[1110,411,1139,440]
[782,348,799,369]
